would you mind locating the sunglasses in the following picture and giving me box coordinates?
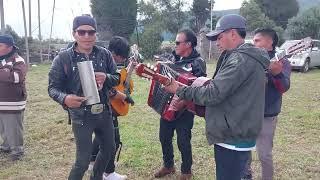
[76,29,96,36]
[175,41,188,46]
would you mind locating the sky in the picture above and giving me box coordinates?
[2,0,244,40]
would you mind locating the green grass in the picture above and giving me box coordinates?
[0,63,320,180]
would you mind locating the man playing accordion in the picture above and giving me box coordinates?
[153,28,206,180]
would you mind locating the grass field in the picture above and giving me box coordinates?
[0,63,319,180]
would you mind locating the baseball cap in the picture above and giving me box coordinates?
[72,15,97,31]
[206,14,246,41]
[0,34,14,46]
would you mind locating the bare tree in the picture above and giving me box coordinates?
[21,0,30,68]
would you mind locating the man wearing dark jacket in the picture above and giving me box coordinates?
[154,29,206,180]
[48,15,119,180]
[243,28,291,180]
[165,15,270,180]
[0,34,27,161]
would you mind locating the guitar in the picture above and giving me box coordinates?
[272,37,312,61]
[110,52,138,116]
[135,63,210,118]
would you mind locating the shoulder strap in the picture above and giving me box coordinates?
[57,48,73,78]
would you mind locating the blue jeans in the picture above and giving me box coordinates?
[214,144,250,180]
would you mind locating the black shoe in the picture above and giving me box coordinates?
[0,146,10,154]
[10,152,24,161]
[241,174,253,180]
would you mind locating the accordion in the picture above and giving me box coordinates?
[147,61,198,121]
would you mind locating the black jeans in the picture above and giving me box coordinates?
[68,109,115,180]
[91,114,120,173]
[159,111,194,174]
[214,144,250,180]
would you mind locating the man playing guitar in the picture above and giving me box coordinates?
[90,36,134,180]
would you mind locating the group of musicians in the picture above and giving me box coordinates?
[48,13,290,180]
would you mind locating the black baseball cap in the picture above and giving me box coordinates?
[0,34,14,46]
[72,15,97,31]
[206,14,246,41]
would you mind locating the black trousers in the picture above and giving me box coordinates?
[159,111,194,174]
[68,109,115,180]
[91,114,120,173]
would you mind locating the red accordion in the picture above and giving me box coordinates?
[147,62,198,121]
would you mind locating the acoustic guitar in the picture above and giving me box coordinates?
[271,36,312,62]
[110,52,138,116]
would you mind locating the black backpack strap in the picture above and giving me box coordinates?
[57,48,73,78]
[57,49,73,124]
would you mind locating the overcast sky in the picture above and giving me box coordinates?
[3,0,243,40]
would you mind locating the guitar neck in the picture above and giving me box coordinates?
[124,59,136,84]
[150,73,186,87]
[271,50,287,61]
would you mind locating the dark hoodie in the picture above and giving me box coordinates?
[172,49,207,77]
[265,50,291,117]
[176,43,270,145]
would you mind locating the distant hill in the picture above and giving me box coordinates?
[213,0,320,16]
[213,9,240,17]
[297,0,320,11]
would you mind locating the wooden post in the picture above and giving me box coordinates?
[22,0,30,68]
[0,0,5,34]
[28,0,31,37]
[48,0,55,61]
[38,0,43,63]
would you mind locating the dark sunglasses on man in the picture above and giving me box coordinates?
[175,41,189,46]
[76,29,96,36]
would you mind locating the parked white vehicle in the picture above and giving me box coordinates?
[280,39,320,72]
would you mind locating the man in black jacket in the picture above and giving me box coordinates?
[48,15,119,180]
[154,29,206,180]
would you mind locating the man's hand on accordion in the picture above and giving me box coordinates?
[164,78,179,94]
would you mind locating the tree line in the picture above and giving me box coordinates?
[4,0,320,61]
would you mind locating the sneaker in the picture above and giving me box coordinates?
[103,172,127,180]
[88,161,95,171]
[154,167,176,178]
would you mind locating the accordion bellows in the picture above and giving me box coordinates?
[147,62,197,121]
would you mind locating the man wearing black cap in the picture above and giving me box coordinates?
[165,14,270,180]
[0,34,27,161]
[48,15,119,180]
